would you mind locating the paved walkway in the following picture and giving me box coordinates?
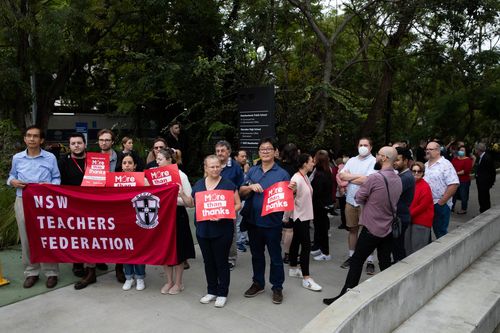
[0,178,496,333]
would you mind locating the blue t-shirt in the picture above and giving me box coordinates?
[243,163,290,228]
[220,158,244,188]
[192,177,236,238]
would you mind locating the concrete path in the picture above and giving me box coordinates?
[0,177,497,333]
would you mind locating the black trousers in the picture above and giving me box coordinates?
[391,219,409,263]
[197,224,234,297]
[289,219,311,276]
[477,182,491,213]
[312,207,330,255]
[340,227,392,295]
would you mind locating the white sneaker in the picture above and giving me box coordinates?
[302,278,322,291]
[136,279,145,291]
[313,253,332,261]
[310,249,321,256]
[200,294,217,304]
[289,268,303,278]
[122,279,134,291]
[214,296,227,308]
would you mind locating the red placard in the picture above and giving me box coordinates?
[81,152,110,187]
[106,172,145,187]
[195,190,236,222]
[145,164,181,186]
[22,184,179,265]
[261,181,294,216]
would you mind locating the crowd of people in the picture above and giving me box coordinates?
[7,124,497,308]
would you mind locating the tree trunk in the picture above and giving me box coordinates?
[360,2,417,137]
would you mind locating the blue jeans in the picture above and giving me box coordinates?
[432,203,451,239]
[123,264,146,279]
[452,181,470,211]
[237,201,248,244]
[247,224,284,290]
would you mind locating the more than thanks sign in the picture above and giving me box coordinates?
[261,181,294,216]
[195,190,236,221]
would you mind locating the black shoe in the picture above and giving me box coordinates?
[272,289,283,304]
[46,276,58,288]
[96,263,108,270]
[340,257,351,269]
[338,223,348,230]
[283,253,290,264]
[323,294,342,305]
[23,276,39,288]
[244,282,264,297]
[366,262,375,275]
[72,263,85,278]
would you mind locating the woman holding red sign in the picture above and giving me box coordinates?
[179,155,241,308]
[155,149,196,295]
[285,153,323,292]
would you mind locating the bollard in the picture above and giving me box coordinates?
[0,259,10,286]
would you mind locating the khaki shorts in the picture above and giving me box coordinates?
[345,203,361,228]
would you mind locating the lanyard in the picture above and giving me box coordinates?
[71,157,85,174]
[299,171,313,195]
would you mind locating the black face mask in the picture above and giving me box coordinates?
[374,161,382,170]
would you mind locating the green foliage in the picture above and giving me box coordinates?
[0,120,21,180]
[0,185,17,249]
[0,0,498,159]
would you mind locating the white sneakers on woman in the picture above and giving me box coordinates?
[289,268,303,278]
[313,253,332,261]
[122,279,134,290]
[214,297,227,308]
[200,294,227,307]
[200,294,217,304]
[302,278,322,291]
[123,278,145,291]
[136,279,145,291]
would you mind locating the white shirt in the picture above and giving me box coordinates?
[424,157,459,208]
[340,154,376,206]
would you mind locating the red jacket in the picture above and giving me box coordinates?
[451,157,473,183]
[409,178,434,228]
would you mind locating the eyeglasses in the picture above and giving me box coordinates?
[98,139,112,142]
[259,148,274,153]
[425,148,438,151]
[154,146,165,150]
[412,170,423,174]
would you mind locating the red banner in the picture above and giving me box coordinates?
[81,152,109,187]
[261,181,294,216]
[195,190,236,221]
[106,172,145,187]
[22,184,179,265]
[144,164,181,186]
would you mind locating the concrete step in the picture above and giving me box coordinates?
[394,241,500,333]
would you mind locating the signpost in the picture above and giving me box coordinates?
[238,86,276,154]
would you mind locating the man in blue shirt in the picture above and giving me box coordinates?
[216,140,244,270]
[239,138,293,304]
[7,125,61,288]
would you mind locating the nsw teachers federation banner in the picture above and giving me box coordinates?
[22,184,179,265]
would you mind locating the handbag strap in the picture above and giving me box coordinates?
[380,173,396,219]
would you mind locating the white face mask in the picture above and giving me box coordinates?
[358,146,370,157]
